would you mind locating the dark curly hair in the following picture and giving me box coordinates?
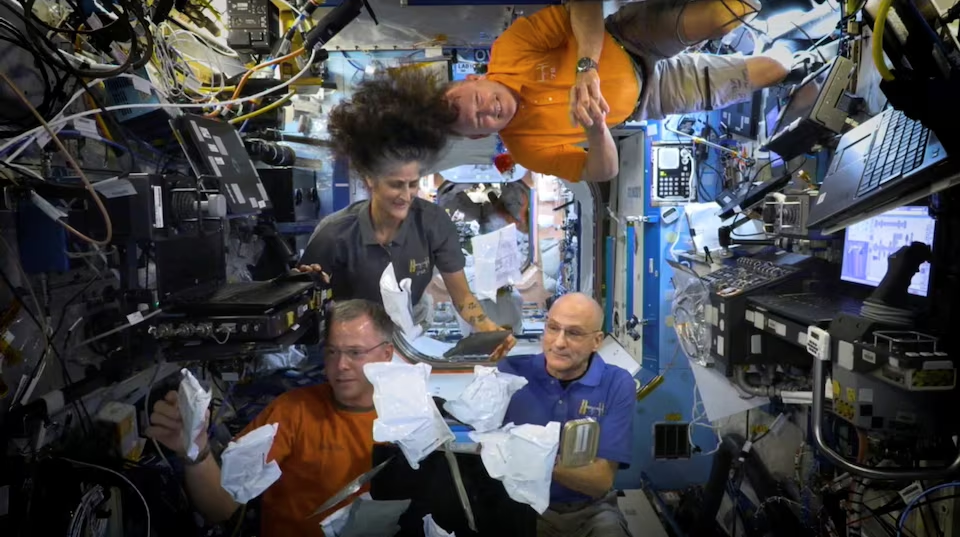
[327,68,458,179]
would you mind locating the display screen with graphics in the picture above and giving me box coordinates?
[841,206,935,296]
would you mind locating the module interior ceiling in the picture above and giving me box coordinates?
[313,1,552,49]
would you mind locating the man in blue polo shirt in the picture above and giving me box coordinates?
[498,293,635,537]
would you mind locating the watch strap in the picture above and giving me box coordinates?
[183,445,212,466]
[577,57,599,73]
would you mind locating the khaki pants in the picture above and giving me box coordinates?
[537,491,633,537]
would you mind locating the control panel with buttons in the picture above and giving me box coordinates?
[651,143,696,205]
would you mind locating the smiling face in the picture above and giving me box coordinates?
[542,293,604,380]
[445,77,519,137]
[365,161,422,223]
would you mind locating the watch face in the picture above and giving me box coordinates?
[577,58,596,71]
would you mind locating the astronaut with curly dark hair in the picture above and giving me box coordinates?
[298,68,515,357]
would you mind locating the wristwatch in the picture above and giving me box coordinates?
[576,57,599,73]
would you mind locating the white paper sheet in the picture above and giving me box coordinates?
[597,336,641,377]
[688,357,769,422]
[471,225,524,302]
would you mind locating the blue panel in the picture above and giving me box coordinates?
[16,201,69,274]
[332,156,351,211]
[617,119,714,491]
[641,131,660,370]
[616,370,717,491]
[603,236,615,333]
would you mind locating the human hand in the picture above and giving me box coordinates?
[569,70,610,130]
[293,264,330,284]
[144,390,209,458]
[475,319,517,362]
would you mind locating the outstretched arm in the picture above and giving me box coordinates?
[567,1,605,64]
[567,2,610,130]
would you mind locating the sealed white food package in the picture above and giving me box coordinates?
[379,263,422,340]
[423,514,456,537]
[220,423,283,504]
[178,368,212,461]
[364,362,454,469]
[443,366,528,433]
[469,422,561,514]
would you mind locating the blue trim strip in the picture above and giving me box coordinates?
[604,235,615,334]
[625,225,636,318]
[641,130,661,370]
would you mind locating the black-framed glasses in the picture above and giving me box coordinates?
[326,341,389,361]
[544,321,601,342]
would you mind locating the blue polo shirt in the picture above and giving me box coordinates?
[497,353,636,504]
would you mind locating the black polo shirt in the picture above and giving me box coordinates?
[300,198,466,306]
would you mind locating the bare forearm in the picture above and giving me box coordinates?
[568,1,605,62]
[184,456,241,523]
[455,295,492,328]
[582,127,618,181]
[552,460,615,499]
[442,271,496,329]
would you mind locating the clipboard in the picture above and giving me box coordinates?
[442,330,511,360]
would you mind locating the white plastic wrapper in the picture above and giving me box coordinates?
[379,263,423,340]
[470,225,524,302]
[469,422,561,514]
[220,423,283,504]
[177,369,212,461]
[320,493,410,537]
[364,362,454,469]
[443,366,528,433]
[423,514,456,537]
[321,492,369,537]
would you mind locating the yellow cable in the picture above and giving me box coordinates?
[0,71,113,246]
[228,91,295,124]
[84,94,114,141]
[873,0,896,81]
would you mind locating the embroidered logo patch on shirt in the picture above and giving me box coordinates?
[579,399,605,417]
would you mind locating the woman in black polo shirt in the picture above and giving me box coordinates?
[298,68,514,356]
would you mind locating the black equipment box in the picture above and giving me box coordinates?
[703,251,812,376]
[226,0,279,53]
[258,167,322,223]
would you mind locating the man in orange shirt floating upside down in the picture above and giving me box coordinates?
[445,0,796,183]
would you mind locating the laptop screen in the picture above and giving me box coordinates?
[773,66,831,138]
[840,205,935,297]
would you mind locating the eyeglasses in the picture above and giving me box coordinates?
[326,341,389,361]
[544,321,600,343]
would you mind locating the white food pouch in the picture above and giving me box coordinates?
[178,368,212,461]
[423,514,456,537]
[443,366,528,433]
[220,423,283,504]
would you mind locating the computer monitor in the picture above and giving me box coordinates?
[840,205,935,297]
[762,56,854,161]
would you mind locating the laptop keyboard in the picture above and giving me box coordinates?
[751,293,860,324]
[857,110,930,197]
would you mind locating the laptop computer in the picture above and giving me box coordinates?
[807,108,958,234]
[155,230,314,314]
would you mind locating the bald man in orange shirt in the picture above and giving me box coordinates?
[445,1,793,183]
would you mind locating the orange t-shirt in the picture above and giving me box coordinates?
[489,5,640,182]
[237,383,376,537]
